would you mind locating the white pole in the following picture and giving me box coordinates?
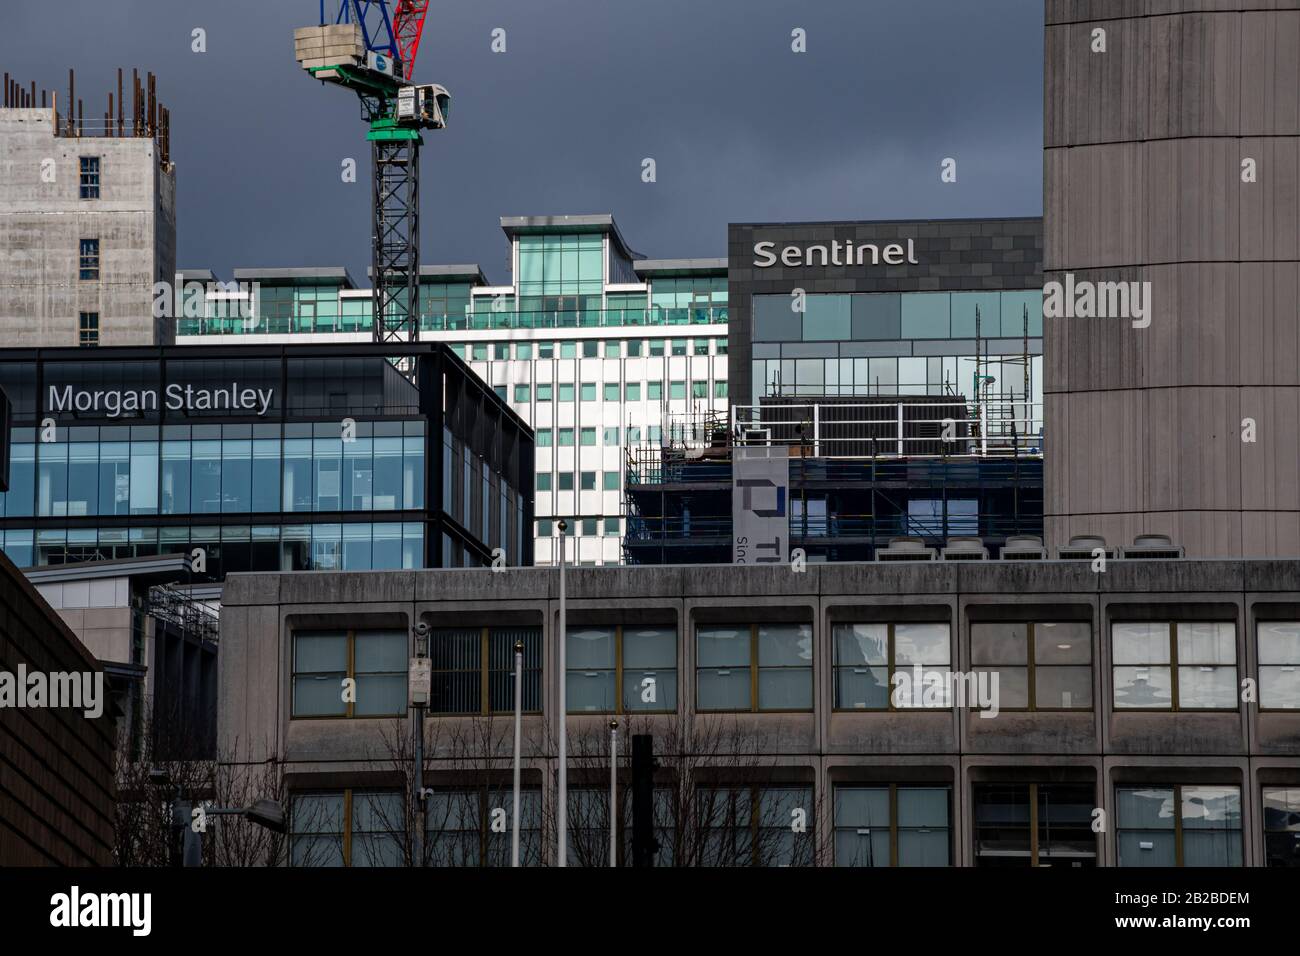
[557,520,568,867]
[609,720,618,867]
[511,639,523,867]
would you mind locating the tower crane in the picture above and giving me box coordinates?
[295,1,448,355]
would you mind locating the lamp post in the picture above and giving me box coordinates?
[557,518,568,867]
[609,719,618,868]
[511,638,524,867]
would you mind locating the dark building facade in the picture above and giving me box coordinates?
[0,547,116,865]
[0,343,533,578]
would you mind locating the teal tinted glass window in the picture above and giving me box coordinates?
[580,428,596,446]
[536,430,553,447]
[580,472,597,491]
[951,292,1000,339]
[603,427,619,446]
[558,472,574,491]
[803,295,851,341]
[901,293,950,339]
[580,383,596,401]
[536,384,553,401]
[648,382,662,400]
[560,342,577,359]
[515,342,533,360]
[558,384,575,402]
[604,341,621,358]
[558,428,575,446]
[537,473,552,491]
[1002,290,1043,337]
[603,472,619,491]
[513,385,530,403]
[669,381,686,400]
[626,383,641,401]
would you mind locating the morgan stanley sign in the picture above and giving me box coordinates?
[48,383,276,418]
[753,238,920,269]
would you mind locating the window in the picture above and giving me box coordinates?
[536,384,553,402]
[693,339,710,356]
[516,342,533,360]
[834,786,950,867]
[536,429,553,447]
[697,785,814,866]
[716,338,728,355]
[536,473,552,491]
[627,340,643,357]
[579,471,596,491]
[558,428,575,446]
[513,384,530,403]
[647,381,663,400]
[537,518,553,536]
[471,343,487,361]
[604,517,620,535]
[1263,788,1300,867]
[492,386,507,401]
[602,472,619,491]
[582,340,598,358]
[669,381,686,400]
[974,784,1096,867]
[625,383,641,401]
[647,425,661,443]
[714,380,728,398]
[79,239,100,280]
[560,342,577,359]
[426,626,541,715]
[426,786,543,866]
[558,472,574,491]
[1258,622,1300,710]
[696,623,812,712]
[603,383,620,401]
[604,341,621,358]
[581,517,597,536]
[558,383,575,402]
[580,382,597,401]
[603,427,619,447]
[1112,621,1237,710]
[290,790,403,867]
[566,624,677,713]
[580,427,596,446]
[78,311,99,348]
[691,380,708,399]
[670,339,687,356]
[833,623,950,710]
[537,342,554,359]
[292,629,406,717]
[494,343,509,360]
[648,340,665,357]
[79,157,101,199]
[1117,785,1242,867]
[627,427,641,443]
[970,621,1092,710]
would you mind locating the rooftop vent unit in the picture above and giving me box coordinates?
[1057,534,1115,561]
[941,537,988,560]
[875,536,937,562]
[1000,535,1047,560]
[1118,534,1184,560]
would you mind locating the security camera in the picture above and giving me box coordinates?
[414,622,431,637]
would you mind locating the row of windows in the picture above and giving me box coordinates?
[0,522,425,574]
[456,337,727,362]
[289,619,1300,718]
[535,517,621,538]
[287,782,1300,867]
[536,471,621,493]
[0,427,426,519]
[505,380,727,405]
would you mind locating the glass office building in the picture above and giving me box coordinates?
[0,344,533,577]
[174,215,731,567]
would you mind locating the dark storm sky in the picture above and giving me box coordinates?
[3,0,1044,284]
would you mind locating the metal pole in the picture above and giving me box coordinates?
[511,639,523,867]
[557,519,568,866]
[412,700,423,865]
[609,720,618,867]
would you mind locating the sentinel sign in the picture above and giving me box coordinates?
[48,383,275,418]
[753,238,919,269]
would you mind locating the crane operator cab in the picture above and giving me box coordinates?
[396,84,450,130]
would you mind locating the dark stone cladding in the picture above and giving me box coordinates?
[727,217,1044,414]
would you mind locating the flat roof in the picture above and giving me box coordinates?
[500,214,641,261]
[729,215,1043,228]
[364,264,487,284]
[232,266,357,288]
[23,553,195,582]
[634,257,727,277]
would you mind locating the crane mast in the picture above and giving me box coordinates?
[296,1,448,357]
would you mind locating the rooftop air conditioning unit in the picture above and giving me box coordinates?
[941,537,988,560]
[875,536,937,562]
[1000,534,1047,560]
[1057,534,1115,561]
[1118,534,1184,560]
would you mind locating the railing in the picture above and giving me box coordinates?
[147,584,220,646]
[731,398,1043,460]
[176,305,729,337]
[624,512,1042,543]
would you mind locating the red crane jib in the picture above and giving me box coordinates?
[393,0,430,80]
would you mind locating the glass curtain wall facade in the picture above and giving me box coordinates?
[0,344,533,576]
[172,216,729,567]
